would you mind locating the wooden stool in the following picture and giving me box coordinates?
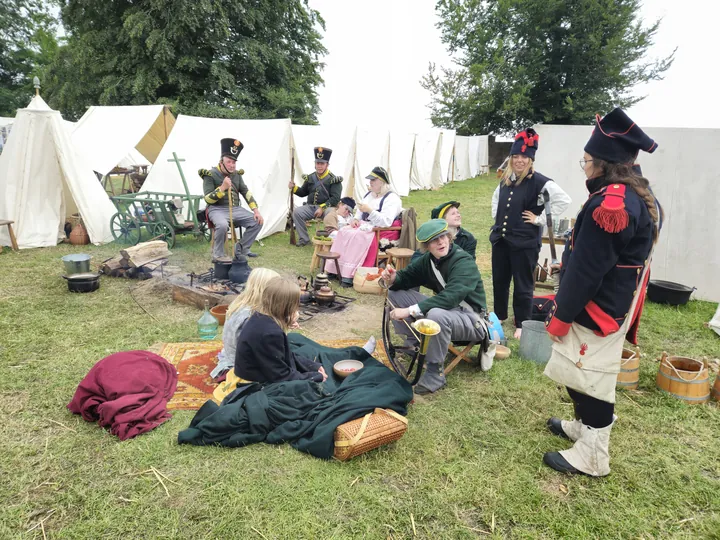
[310,237,332,274]
[317,251,341,278]
[444,341,480,375]
[0,220,19,252]
[385,247,415,271]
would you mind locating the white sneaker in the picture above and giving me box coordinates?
[363,336,377,354]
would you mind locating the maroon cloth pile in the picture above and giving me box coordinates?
[67,350,178,441]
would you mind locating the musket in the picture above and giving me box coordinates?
[289,155,296,245]
[542,189,562,292]
[226,184,237,258]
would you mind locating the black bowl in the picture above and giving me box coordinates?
[647,280,696,306]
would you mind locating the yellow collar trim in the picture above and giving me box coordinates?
[317,169,330,180]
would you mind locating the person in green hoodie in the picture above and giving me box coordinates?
[381,219,490,394]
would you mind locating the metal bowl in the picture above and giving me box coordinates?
[333,359,364,379]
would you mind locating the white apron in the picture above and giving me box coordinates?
[543,259,652,403]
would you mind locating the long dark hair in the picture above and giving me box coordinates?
[592,158,663,243]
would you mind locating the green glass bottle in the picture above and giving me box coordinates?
[197,300,219,340]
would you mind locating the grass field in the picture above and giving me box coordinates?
[1,175,718,539]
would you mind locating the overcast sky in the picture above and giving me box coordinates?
[309,0,711,132]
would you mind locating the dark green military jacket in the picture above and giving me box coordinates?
[392,244,487,315]
[200,166,257,209]
[293,170,343,208]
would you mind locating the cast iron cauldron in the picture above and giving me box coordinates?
[62,272,100,293]
[647,280,696,306]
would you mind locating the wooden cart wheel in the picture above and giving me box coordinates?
[152,221,176,248]
[381,297,424,385]
[110,212,142,245]
[196,222,211,242]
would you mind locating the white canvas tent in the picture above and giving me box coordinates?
[468,135,489,176]
[410,129,442,190]
[141,115,300,240]
[387,130,415,196]
[0,96,116,248]
[438,129,456,183]
[72,105,175,175]
[453,136,472,181]
[533,124,720,303]
[347,127,390,201]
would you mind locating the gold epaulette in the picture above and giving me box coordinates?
[301,174,309,182]
[329,174,343,184]
[198,168,213,178]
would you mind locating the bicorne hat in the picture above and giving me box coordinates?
[431,201,460,220]
[510,128,539,160]
[584,108,657,164]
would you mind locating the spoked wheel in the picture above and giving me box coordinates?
[196,222,211,242]
[151,221,176,248]
[110,213,142,245]
[381,297,425,385]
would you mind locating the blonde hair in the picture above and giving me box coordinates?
[501,155,533,186]
[258,277,300,332]
[226,268,281,318]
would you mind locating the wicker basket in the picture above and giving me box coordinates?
[333,408,408,461]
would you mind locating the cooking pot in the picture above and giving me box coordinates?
[315,285,336,306]
[62,272,100,293]
[214,261,231,280]
[314,273,330,290]
[62,254,91,274]
[647,280,696,306]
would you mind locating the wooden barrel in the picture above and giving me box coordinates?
[617,347,640,390]
[712,375,720,402]
[656,353,710,405]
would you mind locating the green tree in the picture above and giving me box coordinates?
[0,0,61,116]
[46,0,326,122]
[423,0,675,135]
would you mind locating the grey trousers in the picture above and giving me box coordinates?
[207,205,262,259]
[388,289,486,367]
[292,204,331,244]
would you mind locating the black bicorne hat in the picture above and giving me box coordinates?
[365,166,390,183]
[221,138,243,161]
[314,146,332,163]
[584,108,658,164]
[510,128,539,160]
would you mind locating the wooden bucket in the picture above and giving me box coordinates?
[712,375,720,402]
[617,347,640,390]
[656,353,710,405]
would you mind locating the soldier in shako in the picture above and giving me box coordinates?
[490,128,571,339]
[288,146,343,246]
[200,138,264,262]
[542,108,663,477]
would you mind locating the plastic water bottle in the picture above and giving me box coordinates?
[197,300,219,340]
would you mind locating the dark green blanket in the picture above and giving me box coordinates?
[177,334,413,459]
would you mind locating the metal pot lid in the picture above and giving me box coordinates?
[63,272,101,280]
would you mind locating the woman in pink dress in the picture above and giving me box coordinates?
[331,166,403,287]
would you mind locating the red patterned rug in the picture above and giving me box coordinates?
[150,339,389,410]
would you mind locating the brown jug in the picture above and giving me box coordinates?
[69,221,90,245]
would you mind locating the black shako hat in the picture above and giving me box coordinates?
[510,128,539,160]
[221,138,243,161]
[584,108,658,164]
[365,166,390,183]
[314,146,332,163]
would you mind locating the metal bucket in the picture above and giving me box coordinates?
[61,254,91,275]
[519,320,553,364]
